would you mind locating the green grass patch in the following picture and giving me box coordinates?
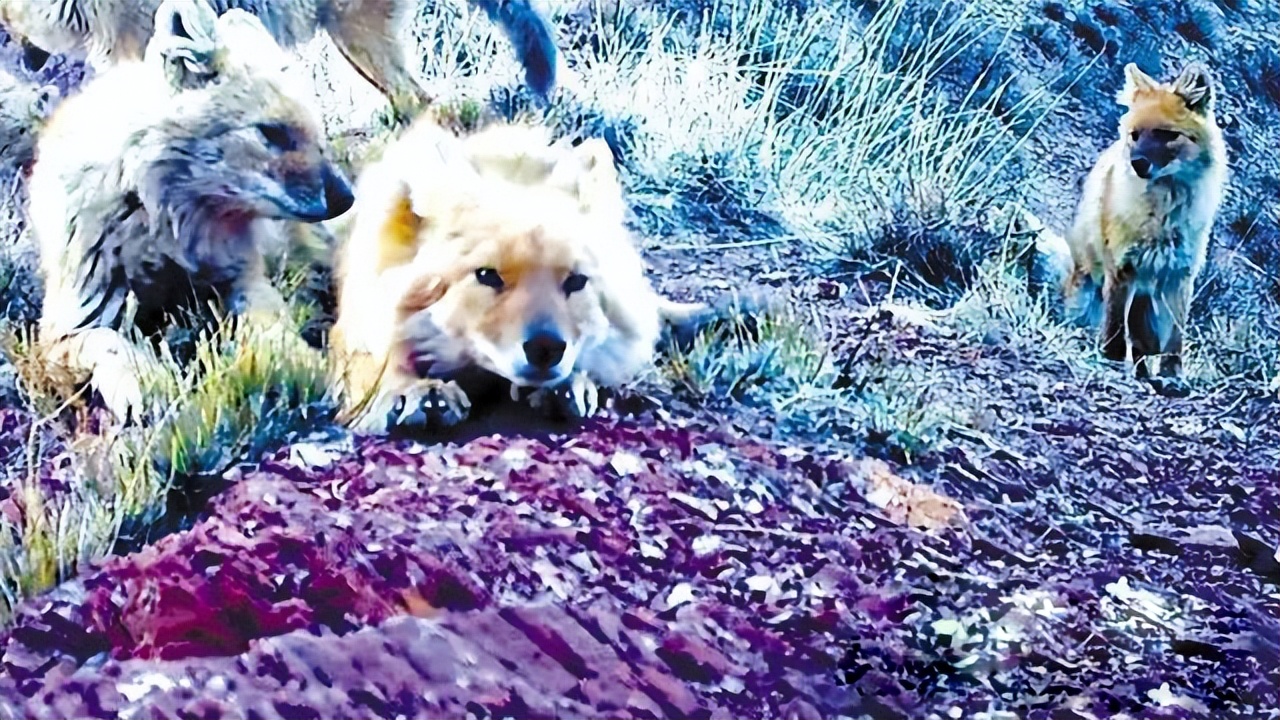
[0,310,334,622]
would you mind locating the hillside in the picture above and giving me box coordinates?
[0,0,1277,718]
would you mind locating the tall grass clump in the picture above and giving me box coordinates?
[506,0,1064,287]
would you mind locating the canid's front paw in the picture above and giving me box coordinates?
[384,378,472,430]
[527,372,599,420]
[93,369,145,424]
[1146,375,1191,398]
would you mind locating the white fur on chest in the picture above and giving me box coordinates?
[1107,162,1218,288]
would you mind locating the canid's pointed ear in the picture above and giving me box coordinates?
[559,139,625,220]
[1118,62,1158,105]
[149,0,220,90]
[1172,63,1214,113]
[377,181,426,272]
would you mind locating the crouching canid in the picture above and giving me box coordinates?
[1056,62,1227,397]
[329,116,706,433]
[29,0,354,420]
[0,0,559,120]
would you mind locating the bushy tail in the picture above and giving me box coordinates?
[1020,209,1101,328]
[469,0,558,100]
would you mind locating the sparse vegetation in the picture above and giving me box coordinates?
[659,301,962,463]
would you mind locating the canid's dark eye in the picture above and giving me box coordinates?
[563,272,588,295]
[1151,128,1183,142]
[475,267,504,289]
[256,122,297,152]
[1129,130,1141,142]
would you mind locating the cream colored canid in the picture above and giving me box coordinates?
[330,116,704,433]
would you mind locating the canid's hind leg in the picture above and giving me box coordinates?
[43,327,161,422]
[1127,292,1160,379]
[1100,273,1132,363]
[327,0,431,122]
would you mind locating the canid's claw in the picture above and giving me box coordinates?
[385,378,472,430]
[528,372,599,420]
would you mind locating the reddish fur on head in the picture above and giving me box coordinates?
[1116,63,1218,182]
[331,115,668,433]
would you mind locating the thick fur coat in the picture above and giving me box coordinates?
[330,117,702,433]
[0,0,558,117]
[30,0,354,419]
[1056,62,1227,394]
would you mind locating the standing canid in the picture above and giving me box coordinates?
[29,0,354,420]
[1057,62,1227,396]
[0,0,558,119]
[329,116,705,433]
[0,67,59,175]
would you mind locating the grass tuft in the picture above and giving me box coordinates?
[659,302,960,463]
[536,0,1064,296]
[663,306,832,408]
[0,309,333,620]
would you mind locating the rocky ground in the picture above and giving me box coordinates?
[1,1,1279,718]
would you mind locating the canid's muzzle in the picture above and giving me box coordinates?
[290,164,354,221]
[519,318,568,382]
[1129,130,1181,180]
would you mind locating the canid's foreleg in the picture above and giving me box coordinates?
[1133,277,1194,397]
[1100,271,1133,363]
[343,362,472,433]
[526,370,599,420]
[1127,292,1160,379]
[1155,276,1193,379]
[330,332,471,433]
[43,327,161,421]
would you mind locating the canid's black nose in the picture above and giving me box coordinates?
[1130,158,1153,179]
[523,332,566,371]
[322,164,355,218]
